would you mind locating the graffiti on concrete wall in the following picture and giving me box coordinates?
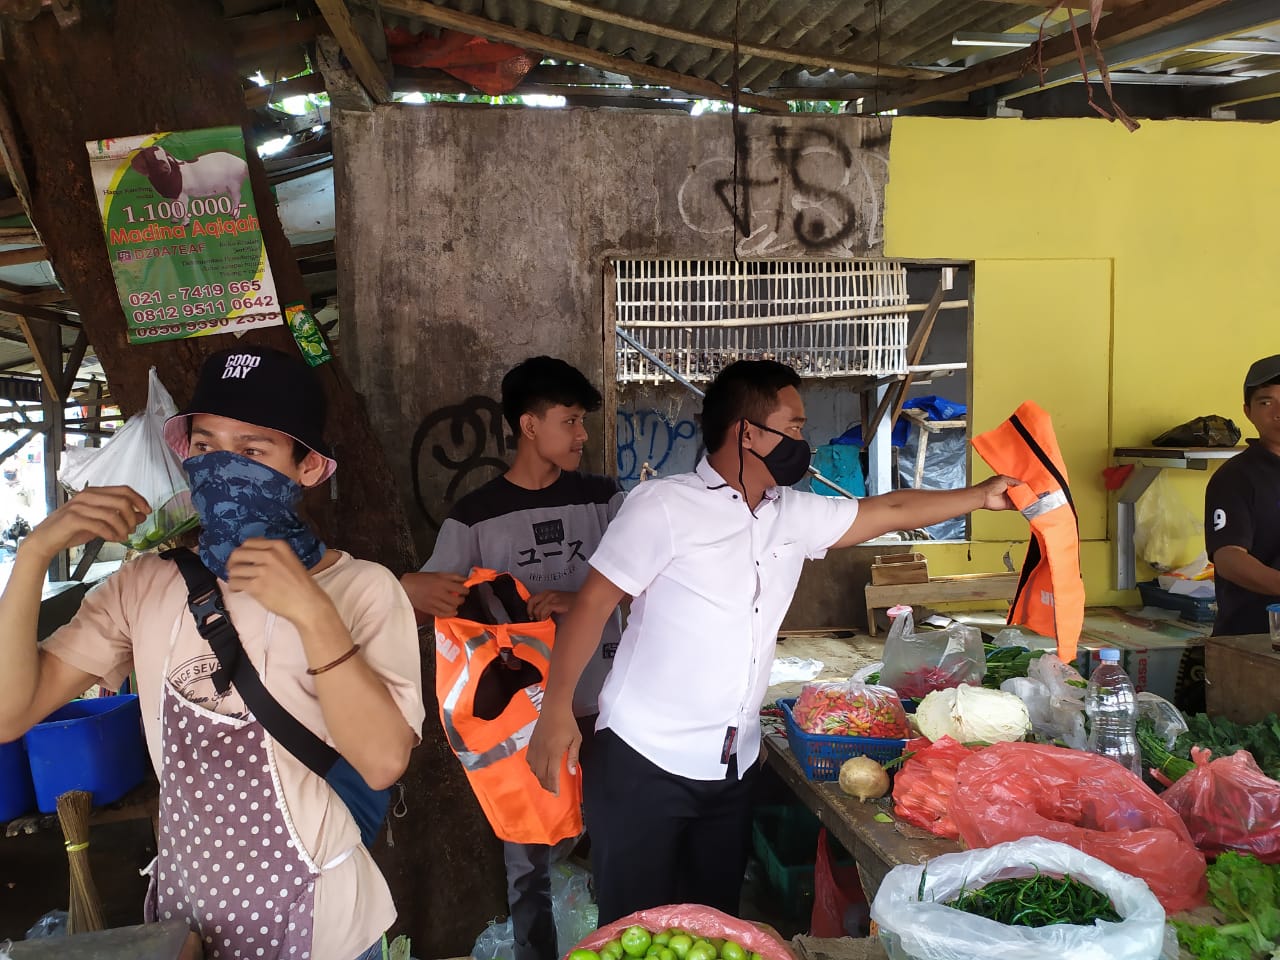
[678,124,887,257]
[411,395,512,529]
[616,407,701,488]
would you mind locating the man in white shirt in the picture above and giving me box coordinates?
[526,359,1016,922]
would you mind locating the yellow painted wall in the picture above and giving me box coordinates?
[884,118,1280,605]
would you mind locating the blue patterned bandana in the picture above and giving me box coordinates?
[184,451,326,582]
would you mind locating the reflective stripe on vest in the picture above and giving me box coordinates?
[434,568,582,845]
[973,401,1085,664]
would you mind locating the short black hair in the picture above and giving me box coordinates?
[700,360,802,453]
[501,356,602,434]
[1246,375,1280,405]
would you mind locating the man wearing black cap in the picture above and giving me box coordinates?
[1204,354,1280,636]
[0,346,424,960]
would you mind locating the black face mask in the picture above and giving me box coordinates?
[744,420,812,488]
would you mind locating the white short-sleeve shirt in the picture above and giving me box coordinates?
[589,458,860,780]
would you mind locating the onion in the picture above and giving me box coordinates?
[838,756,890,801]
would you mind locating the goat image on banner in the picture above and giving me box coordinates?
[972,401,1084,663]
[86,126,284,343]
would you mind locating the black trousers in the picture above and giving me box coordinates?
[584,728,757,925]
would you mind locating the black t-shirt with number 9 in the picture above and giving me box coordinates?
[1204,440,1280,636]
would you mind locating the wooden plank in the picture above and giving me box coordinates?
[0,195,27,218]
[873,0,1233,111]
[1192,70,1280,110]
[230,14,327,59]
[864,574,1020,636]
[313,0,390,102]
[0,245,47,267]
[521,0,937,80]
[864,279,946,445]
[14,314,62,402]
[762,735,957,902]
[380,0,793,113]
[60,326,88,399]
[0,297,77,325]
[1205,634,1280,725]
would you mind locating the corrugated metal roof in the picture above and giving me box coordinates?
[381,0,1057,92]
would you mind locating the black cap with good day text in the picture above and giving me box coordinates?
[163,346,336,481]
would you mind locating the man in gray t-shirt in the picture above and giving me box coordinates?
[401,357,623,960]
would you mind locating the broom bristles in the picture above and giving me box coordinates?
[56,790,104,935]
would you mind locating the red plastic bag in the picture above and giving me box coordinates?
[891,736,976,840]
[568,905,793,960]
[1160,748,1280,863]
[949,741,1206,913]
[810,827,868,938]
[384,27,535,95]
[793,681,909,739]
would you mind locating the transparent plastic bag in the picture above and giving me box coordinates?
[881,608,986,700]
[1000,654,1087,750]
[59,368,197,551]
[472,860,598,960]
[1160,749,1280,863]
[1135,693,1187,749]
[567,905,793,960]
[24,910,67,939]
[948,742,1206,913]
[870,837,1166,960]
[793,681,909,739]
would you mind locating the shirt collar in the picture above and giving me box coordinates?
[695,457,780,506]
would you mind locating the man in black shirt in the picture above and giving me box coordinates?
[1204,354,1280,636]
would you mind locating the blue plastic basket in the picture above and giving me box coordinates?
[1137,580,1216,623]
[24,695,147,813]
[780,698,907,781]
[0,739,36,822]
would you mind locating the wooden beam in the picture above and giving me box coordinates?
[244,71,327,109]
[60,327,88,400]
[872,0,1233,110]
[231,15,327,59]
[291,239,335,259]
[14,315,63,403]
[1192,69,1280,109]
[0,298,77,325]
[0,246,46,267]
[379,0,793,113]
[313,0,391,102]
[0,196,26,219]
[978,0,1143,7]
[0,226,41,245]
[520,0,938,80]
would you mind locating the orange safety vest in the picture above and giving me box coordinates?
[434,568,582,846]
[972,402,1085,664]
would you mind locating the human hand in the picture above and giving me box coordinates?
[225,538,335,628]
[525,703,582,796]
[978,475,1021,511]
[528,590,574,621]
[399,571,470,619]
[24,486,149,557]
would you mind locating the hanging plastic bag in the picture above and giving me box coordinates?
[810,827,868,938]
[891,736,976,840]
[793,681,909,739]
[1159,749,1280,864]
[870,837,1166,960]
[566,905,792,960]
[948,741,1206,913]
[59,367,197,551]
[1133,474,1201,571]
[880,608,986,700]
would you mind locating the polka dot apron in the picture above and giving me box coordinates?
[144,612,321,960]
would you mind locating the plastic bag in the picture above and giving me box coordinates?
[1152,415,1240,448]
[1160,749,1280,864]
[793,681,909,739]
[24,910,67,939]
[1135,693,1187,749]
[1000,653,1086,749]
[870,837,1166,960]
[59,367,197,551]
[473,861,598,960]
[567,905,792,960]
[881,608,985,700]
[811,827,868,938]
[891,736,976,840]
[1133,474,1201,571]
[948,741,1206,913]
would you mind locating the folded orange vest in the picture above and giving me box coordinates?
[972,402,1084,664]
[434,568,582,845]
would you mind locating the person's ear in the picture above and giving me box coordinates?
[297,449,329,488]
[520,411,540,441]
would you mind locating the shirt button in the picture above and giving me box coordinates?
[755,607,760,613]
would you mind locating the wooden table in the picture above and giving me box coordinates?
[7,920,201,959]
[761,733,957,901]
[1205,633,1280,725]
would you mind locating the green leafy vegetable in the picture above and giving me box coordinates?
[1137,716,1196,783]
[1172,852,1280,960]
[980,645,1050,689]
[1176,715,1280,782]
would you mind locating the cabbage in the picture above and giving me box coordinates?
[915,685,1031,745]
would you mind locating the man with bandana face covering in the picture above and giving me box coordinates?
[526,359,1019,923]
[0,347,423,960]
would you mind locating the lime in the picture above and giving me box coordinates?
[621,926,652,959]
[722,944,747,960]
[652,932,672,948]
[667,935,694,960]
[686,943,717,960]
[601,940,625,960]
[569,951,601,960]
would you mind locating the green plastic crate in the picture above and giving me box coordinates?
[751,804,854,920]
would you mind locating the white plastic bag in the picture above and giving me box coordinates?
[870,837,1166,960]
[59,367,197,551]
[1000,654,1087,750]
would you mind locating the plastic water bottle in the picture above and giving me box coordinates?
[1085,649,1142,777]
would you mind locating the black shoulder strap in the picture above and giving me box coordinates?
[161,548,339,778]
